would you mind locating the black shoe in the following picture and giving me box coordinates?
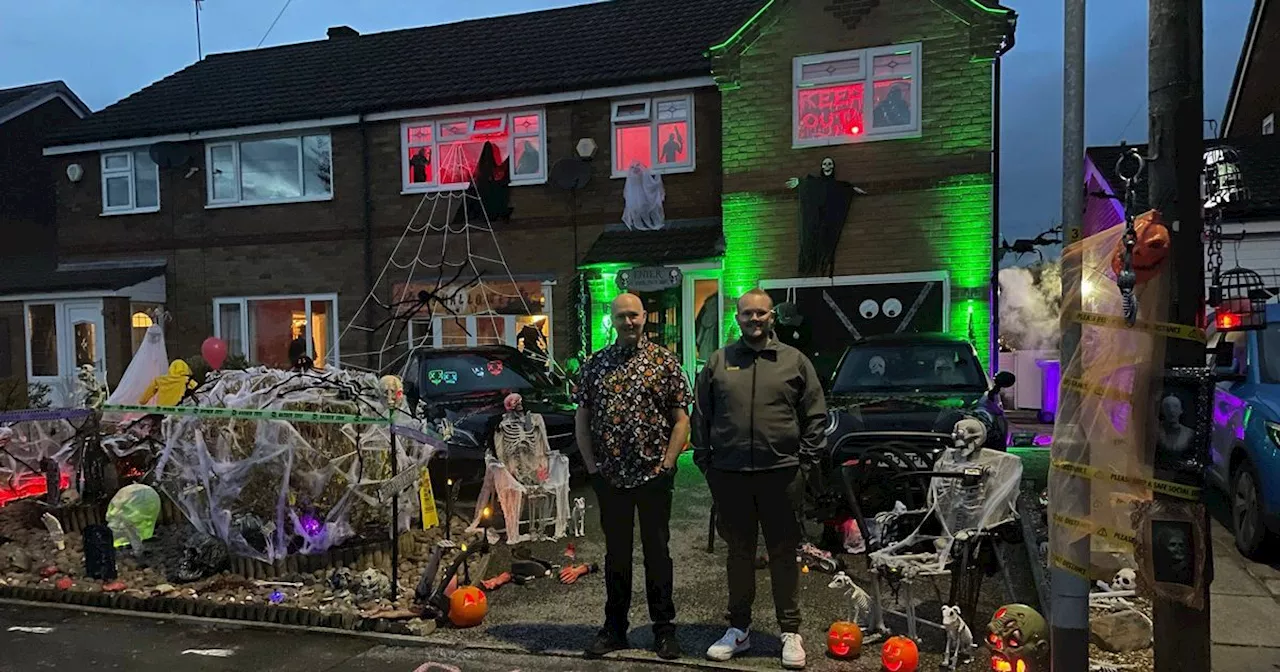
[584,630,629,658]
[654,632,682,660]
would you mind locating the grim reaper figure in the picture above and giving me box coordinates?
[786,157,865,277]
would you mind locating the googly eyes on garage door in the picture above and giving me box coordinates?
[859,299,879,319]
[883,298,902,318]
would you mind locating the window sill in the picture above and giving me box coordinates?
[792,128,922,149]
[100,207,160,217]
[205,194,334,210]
[609,165,695,180]
[401,177,546,195]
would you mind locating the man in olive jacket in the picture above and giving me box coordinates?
[692,288,827,670]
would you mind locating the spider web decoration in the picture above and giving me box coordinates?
[340,140,534,375]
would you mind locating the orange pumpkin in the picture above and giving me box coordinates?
[1110,209,1171,284]
[881,635,919,672]
[827,621,863,659]
[448,585,488,628]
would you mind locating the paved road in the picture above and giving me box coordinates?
[0,603,680,672]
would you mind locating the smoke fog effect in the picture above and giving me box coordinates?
[999,262,1062,351]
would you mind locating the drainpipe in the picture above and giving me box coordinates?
[991,51,1003,374]
[360,114,375,370]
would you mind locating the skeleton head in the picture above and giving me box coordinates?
[821,157,835,177]
[504,393,524,412]
[952,418,987,455]
[1112,567,1137,591]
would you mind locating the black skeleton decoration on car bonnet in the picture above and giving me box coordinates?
[786,157,865,277]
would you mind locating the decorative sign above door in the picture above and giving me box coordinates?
[617,266,683,292]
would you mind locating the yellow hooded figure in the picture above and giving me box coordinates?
[140,359,196,406]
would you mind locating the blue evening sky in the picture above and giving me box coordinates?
[0,0,1254,242]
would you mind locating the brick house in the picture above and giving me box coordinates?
[1223,0,1277,139]
[31,0,1015,393]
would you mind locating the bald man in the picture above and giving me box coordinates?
[574,293,691,660]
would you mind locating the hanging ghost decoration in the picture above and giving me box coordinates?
[786,157,865,277]
[453,141,512,225]
[622,163,666,231]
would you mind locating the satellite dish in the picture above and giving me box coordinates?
[550,157,592,191]
[149,142,191,169]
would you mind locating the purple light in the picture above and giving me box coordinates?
[298,512,323,537]
[1036,359,1061,421]
[1033,433,1053,447]
[269,590,284,604]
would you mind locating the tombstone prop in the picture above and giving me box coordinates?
[786,157,865,276]
[82,525,117,581]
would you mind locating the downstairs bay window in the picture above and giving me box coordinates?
[793,43,922,147]
[396,278,553,358]
[610,94,694,177]
[401,110,546,192]
[213,295,339,369]
[205,134,332,206]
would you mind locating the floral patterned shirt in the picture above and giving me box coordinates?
[574,338,691,488]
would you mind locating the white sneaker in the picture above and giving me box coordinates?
[706,627,751,661]
[781,632,806,669]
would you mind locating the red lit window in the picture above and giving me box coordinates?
[402,111,545,189]
[610,94,694,177]
[794,44,921,146]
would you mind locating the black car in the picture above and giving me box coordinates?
[403,345,578,484]
[813,333,1016,518]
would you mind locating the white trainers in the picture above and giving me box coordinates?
[706,627,751,661]
[781,632,806,669]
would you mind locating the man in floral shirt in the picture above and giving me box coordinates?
[574,292,691,660]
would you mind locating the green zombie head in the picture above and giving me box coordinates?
[986,604,1049,672]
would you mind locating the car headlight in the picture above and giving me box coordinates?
[1267,422,1280,448]
[824,410,839,436]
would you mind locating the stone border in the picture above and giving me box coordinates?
[1018,488,1050,612]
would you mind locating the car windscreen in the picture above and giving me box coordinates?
[832,342,987,393]
[414,353,535,396]
[1259,325,1280,384]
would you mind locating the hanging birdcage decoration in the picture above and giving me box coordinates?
[1203,146,1248,210]
[1213,268,1268,332]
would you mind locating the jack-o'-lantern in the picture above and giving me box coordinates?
[1110,209,1171,285]
[881,635,919,672]
[826,621,863,659]
[448,585,488,627]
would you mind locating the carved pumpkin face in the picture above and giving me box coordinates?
[826,621,862,659]
[1110,209,1171,284]
[448,585,488,628]
[881,635,919,672]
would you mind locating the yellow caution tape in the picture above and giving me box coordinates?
[102,403,389,426]
[1061,376,1132,402]
[1050,553,1090,579]
[1051,513,1136,549]
[1072,311,1207,343]
[1050,459,1201,501]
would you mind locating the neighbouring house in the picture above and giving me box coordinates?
[1223,0,1277,139]
[35,0,1015,390]
[0,81,125,406]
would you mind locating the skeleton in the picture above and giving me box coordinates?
[827,571,872,627]
[941,605,975,669]
[358,567,391,600]
[40,513,65,551]
[1091,567,1139,609]
[570,497,586,537]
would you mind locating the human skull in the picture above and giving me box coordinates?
[952,418,987,455]
[1112,567,1137,591]
[821,157,835,176]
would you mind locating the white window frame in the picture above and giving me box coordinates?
[204,133,333,208]
[406,281,555,355]
[792,42,923,148]
[1263,113,1275,136]
[212,293,340,368]
[100,150,160,215]
[609,93,696,178]
[400,109,547,193]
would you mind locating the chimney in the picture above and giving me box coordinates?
[328,26,359,39]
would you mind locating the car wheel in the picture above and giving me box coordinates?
[1231,458,1274,559]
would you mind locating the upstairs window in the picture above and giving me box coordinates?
[793,43,922,147]
[401,110,545,191]
[611,94,695,177]
[101,150,159,214]
[205,134,332,206]
[1263,113,1275,136]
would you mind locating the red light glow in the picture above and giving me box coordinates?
[991,657,1013,672]
[994,607,1007,620]
[1216,312,1242,330]
[850,125,862,135]
[0,473,70,507]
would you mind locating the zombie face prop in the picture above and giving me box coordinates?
[821,157,835,177]
[986,604,1049,672]
[380,375,404,409]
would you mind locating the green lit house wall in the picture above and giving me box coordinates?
[712,0,1011,368]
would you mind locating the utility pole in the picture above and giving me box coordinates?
[1050,1,1089,670]
[1147,0,1211,669]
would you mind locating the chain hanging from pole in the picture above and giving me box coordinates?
[1203,145,1248,307]
[1114,148,1146,326]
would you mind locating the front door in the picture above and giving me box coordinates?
[25,300,106,406]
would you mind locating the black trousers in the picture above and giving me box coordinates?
[593,470,677,637]
[706,466,802,633]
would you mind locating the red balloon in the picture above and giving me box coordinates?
[201,337,228,370]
